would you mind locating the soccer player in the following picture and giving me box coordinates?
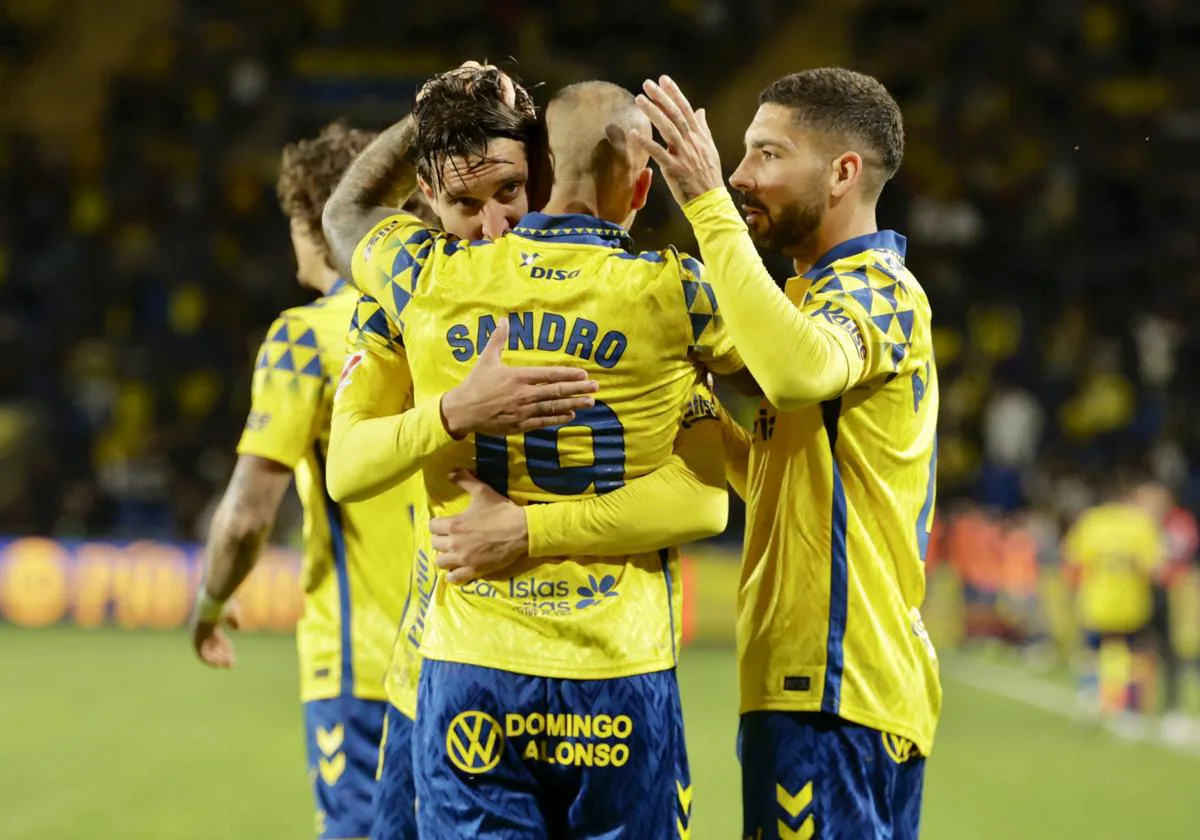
[189,123,432,839]
[326,66,734,840]
[323,79,743,839]
[1064,478,1165,732]
[634,70,941,838]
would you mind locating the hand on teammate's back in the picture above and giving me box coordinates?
[430,470,527,584]
[439,319,600,438]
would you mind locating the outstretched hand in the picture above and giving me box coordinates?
[629,76,725,206]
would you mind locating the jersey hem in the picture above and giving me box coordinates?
[300,686,389,704]
[740,696,934,757]
[421,650,676,681]
[235,441,300,470]
[387,698,417,721]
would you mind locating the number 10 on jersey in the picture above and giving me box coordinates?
[475,401,627,496]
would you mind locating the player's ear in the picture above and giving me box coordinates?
[631,167,653,212]
[830,151,861,199]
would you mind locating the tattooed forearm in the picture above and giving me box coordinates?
[322,114,419,280]
[200,455,291,602]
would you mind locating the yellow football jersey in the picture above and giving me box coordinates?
[350,210,742,680]
[684,190,941,755]
[237,279,422,701]
[333,301,732,716]
[1064,503,1163,633]
[329,314,434,719]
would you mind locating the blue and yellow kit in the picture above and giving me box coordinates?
[684,187,940,840]
[684,189,941,754]
[350,211,742,681]
[348,208,740,840]
[237,278,423,838]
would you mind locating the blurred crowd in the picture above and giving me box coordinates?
[853,0,1200,525]
[2,0,1200,544]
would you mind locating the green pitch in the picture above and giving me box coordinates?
[2,627,1198,839]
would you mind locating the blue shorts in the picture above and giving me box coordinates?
[414,659,691,840]
[739,711,925,840]
[1083,627,1152,651]
[303,696,388,840]
[370,704,417,840]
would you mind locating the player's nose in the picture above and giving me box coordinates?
[481,203,512,241]
[729,157,754,193]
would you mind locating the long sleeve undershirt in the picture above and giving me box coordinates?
[525,405,728,557]
[683,188,864,411]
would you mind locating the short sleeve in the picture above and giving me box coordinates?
[678,253,743,376]
[237,313,325,468]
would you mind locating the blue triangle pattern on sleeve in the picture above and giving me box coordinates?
[874,282,900,311]
[391,246,417,280]
[300,355,322,378]
[871,313,896,334]
[391,283,412,318]
[274,349,295,372]
[689,313,714,343]
[682,279,700,310]
[849,286,876,313]
[364,309,391,338]
[294,327,318,348]
[269,320,290,343]
[817,272,843,293]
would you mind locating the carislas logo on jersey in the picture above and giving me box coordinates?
[460,573,620,616]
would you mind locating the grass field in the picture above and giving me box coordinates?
[3,627,1199,839]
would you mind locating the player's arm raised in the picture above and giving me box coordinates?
[321,112,419,282]
[632,77,862,411]
[430,384,731,584]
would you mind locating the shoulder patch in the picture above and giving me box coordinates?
[335,350,366,398]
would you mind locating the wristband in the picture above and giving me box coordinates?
[194,587,226,623]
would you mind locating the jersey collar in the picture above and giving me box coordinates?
[805,230,907,277]
[326,277,350,296]
[512,212,634,250]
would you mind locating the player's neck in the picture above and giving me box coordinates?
[791,206,879,276]
[309,265,341,295]
[542,182,625,228]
